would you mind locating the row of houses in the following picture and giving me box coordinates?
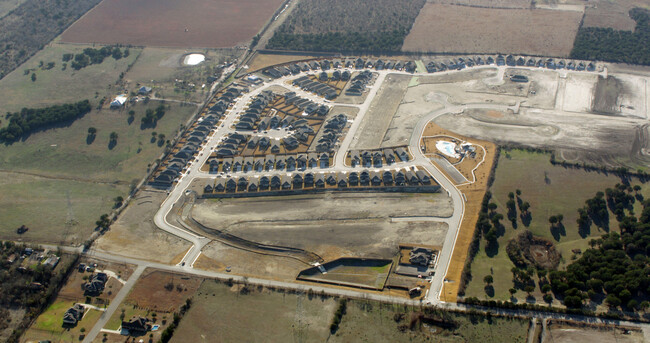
[284,92,330,116]
[209,152,332,173]
[318,70,351,82]
[345,70,373,96]
[424,55,596,73]
[215,132,248,158]
[315,113,347,152]
[349,148,410,167]
[234,90,275,130]
[152,114,220,186]
[204,168,434,194]
[293,75,338,100]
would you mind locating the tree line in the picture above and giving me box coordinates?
[65,46,129,70]
[571,8,650,65]
[267,30,409,52]
[0,100,92,143]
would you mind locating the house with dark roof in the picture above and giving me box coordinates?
[63,304,85,326]
[271,175,281,189]
[304,172,314,187]
[360,170,370,186]
[337,172,348,188]
[382,171,394,185]
[370,171,382,186]
[315,173,325,188]
[226,178,237,192]
[214,178,225,192]
[416,170,431,184]
[122,317,151,334]
[293,173,303,188]
[259,176,270,190]
[84,273,108,295]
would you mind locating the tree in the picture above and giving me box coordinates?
[509,288,517,297]
[488,203,498,212]
[548,215,558,226]
[483,275,493,285]
[87,127,97,136]
[516,189,521,196]
[606,294,621,308]
[31,73,36,82]
[109,132,118,142]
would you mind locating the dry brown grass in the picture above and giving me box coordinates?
[125,270,203,312]
[247,52,319,73]
[582,0,649,31]
[402,4,583,56]
[420,124,497,303]
[61,0,284,48]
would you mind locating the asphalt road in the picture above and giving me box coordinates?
[82,265,145,343]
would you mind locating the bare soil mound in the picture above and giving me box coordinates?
[506,230,560,269]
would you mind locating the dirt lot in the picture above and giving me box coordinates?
[197,241,312,281]
[247,53,319,73]
[95,189,192,264]
[544,322,645,343]
[193,192,451,260]
[350,74,412,150]
[382,80,446,148]
[61,0,285,48]
[402,4,583,56]
[124,270,203,312]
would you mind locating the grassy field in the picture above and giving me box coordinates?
[123,47,241,103]
[171,279,529,342]
[0,43,141,114]
[0,0,26,17]
[22,300,103,343]
[464,149,649,302]
[0,43,198,244]
[0,172,123,244]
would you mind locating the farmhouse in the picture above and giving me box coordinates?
[110,94,128,109]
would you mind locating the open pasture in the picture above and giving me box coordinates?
[403,4,582,56]
[61,0,285,48]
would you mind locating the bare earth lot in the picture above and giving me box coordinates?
[543,322,644,343]
[61,0,284,48]
[95,189,192,263]
[351,74,412,150]
[193,192,451,259]
[402,4,582,56]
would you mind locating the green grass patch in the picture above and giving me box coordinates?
[465,149,650,301]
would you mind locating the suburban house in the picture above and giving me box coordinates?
[84,272,108,295]
[63,304,85,326]
[121,316,151,334]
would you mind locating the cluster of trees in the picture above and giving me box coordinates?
[0,242,79,341]
[330,298,347,332]
[69,46,129,70]
[571,8,650,65]
[548,187,650,311]
[266,0,425,52]
[0,100,91,143]
[0,0,103,80]
[267,30,409,52]
[141,104,166,127]
[160,298,192,343]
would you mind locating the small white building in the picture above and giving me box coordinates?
[110,94,128,109]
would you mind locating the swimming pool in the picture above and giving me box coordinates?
[436,141,460,159]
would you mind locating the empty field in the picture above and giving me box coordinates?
[95,189,192,263]
[171,280,337,342]
[581,0,648,31]
[61,0,285,48]
[193,192,451,259]
[171,280,529,343]
[544,322,644,343]
[403,4,582,56]
[351,74,412,150]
